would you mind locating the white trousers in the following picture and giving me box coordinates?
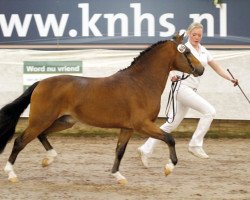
[140,84,216,155]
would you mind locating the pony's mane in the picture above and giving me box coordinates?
[119,40,168,72]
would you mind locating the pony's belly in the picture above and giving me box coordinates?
[75,111,131,129]
[59,115,78,124]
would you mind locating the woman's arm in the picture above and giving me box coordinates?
[208,60,238,86]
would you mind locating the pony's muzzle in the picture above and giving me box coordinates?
[193,66,205,77]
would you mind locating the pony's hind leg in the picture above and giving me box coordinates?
[111,128,132,185]
[38,115,76,167]
[4,116,58,182]
[3,134,25,182]
[38,134,58,167]
[4,127,43,182]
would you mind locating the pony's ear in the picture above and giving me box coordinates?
[172,33,177,42]
[172,31,184,44]
[179,33,185,43]
[180,32,185,38]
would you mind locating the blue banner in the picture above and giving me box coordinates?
[0,0,249,47]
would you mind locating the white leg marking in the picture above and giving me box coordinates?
[4,161,18,182]
[164,159,175,176]
[42,149,58,167]
[47,149,58,158]
[111,171,128,185]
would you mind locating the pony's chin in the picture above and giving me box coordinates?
[192,73,200,77]
[193,71,203,77]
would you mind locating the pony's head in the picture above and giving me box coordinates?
[171,33,204,77]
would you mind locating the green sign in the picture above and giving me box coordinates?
[23,61,83,90]
[23,61,82,74]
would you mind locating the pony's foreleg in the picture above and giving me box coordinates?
[136,120,178,176]
[162,132,177,176]
[38,134,58,167]
[111,128,132,185]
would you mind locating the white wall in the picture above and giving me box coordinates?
[0,48,249,120]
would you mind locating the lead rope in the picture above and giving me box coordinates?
[165,73,190,123]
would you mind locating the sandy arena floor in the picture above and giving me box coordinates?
[0,137,249,200]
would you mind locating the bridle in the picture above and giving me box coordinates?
[165,40,198,123]
[171,39,196,75]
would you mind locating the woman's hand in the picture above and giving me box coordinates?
[231,79,238,87]
[171,75,181,82]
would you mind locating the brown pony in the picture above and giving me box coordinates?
[0,34,204,184]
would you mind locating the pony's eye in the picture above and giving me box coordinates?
[177,44,186,53]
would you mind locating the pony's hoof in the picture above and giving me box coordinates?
[111,172,128,185]
[117,178,128,185]
[164,162,175,176]
[8,177,19,183]
[42,158,51,167]
[164,167,172,176]
[42,151,56,167]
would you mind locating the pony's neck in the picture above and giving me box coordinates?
[125,41,174,93]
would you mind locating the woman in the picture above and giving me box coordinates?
[138,22,238,167]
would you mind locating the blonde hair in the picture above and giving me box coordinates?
[186,22,203,35]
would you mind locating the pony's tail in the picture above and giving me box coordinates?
[0,81,39,153]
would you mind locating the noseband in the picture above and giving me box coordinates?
[171,40,196,74]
